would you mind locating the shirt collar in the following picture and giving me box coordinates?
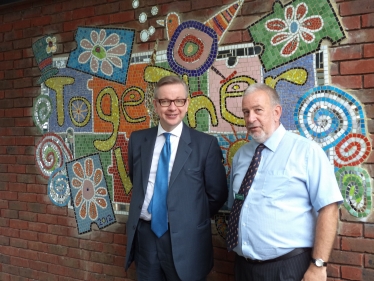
[157,122,183,138]
[263,124,286,152]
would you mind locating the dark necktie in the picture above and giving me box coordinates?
[226,143,266,251]
[148,133,171,238]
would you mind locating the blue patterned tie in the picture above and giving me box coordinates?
[148,133,171,238]
[226,143,266,251]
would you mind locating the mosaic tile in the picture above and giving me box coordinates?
[48,165,71,207]
[66,153,116,234]
[35,133,73,179]
[67,27,135,85]
[336,166,372,218]
[294,85,366,150]
[248,0,345,71]
[33,94,52,134]
[167,20,218,77]
[32,35,59,84]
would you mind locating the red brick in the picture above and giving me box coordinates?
[38,252,58,264]
[341,15,361,30]
[330,250,364,266]
[220,30,242,45]
[363,268,374,280]
[0,23,12,33]
[19,211,38,222]
[13,19,31,30]
[9,237,28,249]
[38,231,58,244]
[18,248,38,261]
[31,15,52,27]
[327,263,340,278]
[94,2,120,15]
[365,254,374,268]
[79,260,103,274]
[342,237,374,254]
[110,10,135,24]
[8,201,27,211]
[346,28,374,47]
[10,256,29,267]
[362,13,374,28]
[341,59,374,74]
[72,6,95,19]
[8,183,26,192]
[364,74,374,88]
[338,221,363,237]
[365,224,374,238]
[340,0,374,16]
[63,19,85,32]
[330,45,362,61]
[0,227,20,238]
[341,265,362,280]
[85,15,110,26]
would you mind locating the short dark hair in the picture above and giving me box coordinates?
[154,75,189,99]
[243,83,281,107]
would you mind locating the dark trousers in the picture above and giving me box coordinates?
[134,219,206,281]
[234,250,311,281]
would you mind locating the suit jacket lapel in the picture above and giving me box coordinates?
[169,123,192,187]
[141,127,158,193]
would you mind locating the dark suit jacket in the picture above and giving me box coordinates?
[125,123,228,280]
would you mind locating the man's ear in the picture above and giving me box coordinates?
[274,104,282,121]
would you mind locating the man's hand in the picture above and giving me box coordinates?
[301,264,327,281]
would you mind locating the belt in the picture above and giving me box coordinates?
[241,248,312,264]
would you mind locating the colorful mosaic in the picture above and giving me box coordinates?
[35,133,73,178]
[67,27,135,85]
[32,0,373,235]
[167,20,218,77]
[32,35,59,84]
[48,166,70,207]
[33,94,52,134]
[294,86,366,151]
[336,167,372,218]
[248,0,345,71]
[66,154,116,234]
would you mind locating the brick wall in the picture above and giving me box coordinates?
[0,0,373,280]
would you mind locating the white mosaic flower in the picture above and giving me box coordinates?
[78,29,127,76]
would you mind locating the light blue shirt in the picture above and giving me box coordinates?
[228,124,343,260]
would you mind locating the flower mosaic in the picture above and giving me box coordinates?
[265,3,323,57]
[67,27,134,84]
[248,0,345,71]
[66,154,116,234]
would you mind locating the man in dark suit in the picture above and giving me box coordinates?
[125,75,228,281]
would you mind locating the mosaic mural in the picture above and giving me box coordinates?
[32,0,373,236]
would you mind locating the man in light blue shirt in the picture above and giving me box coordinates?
[227,83,343,281]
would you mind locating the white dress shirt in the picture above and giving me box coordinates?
[140,122,183,220]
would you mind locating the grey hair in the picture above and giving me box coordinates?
[243,83,281,107]
[154,75,189,99]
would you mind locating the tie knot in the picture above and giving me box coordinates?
[163,132,171,143]
[255,143,266,154]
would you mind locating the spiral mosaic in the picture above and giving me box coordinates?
[48,166,70,207]
[35,133,73,178]
[294,86,365,150]
[33,94,52,133]
[336,166,372,218]
[334,133,371,168]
